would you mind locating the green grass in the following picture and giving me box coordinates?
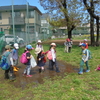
[0,41,100,100]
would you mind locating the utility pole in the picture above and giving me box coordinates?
[34,10,37,41]
[25,2,29,44]
[12,0,15,43]
[27,2,30,43]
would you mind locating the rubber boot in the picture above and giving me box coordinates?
[4,73,9,79]
[13,66,18,72]
[39,69,41,73]
[56,68,60,73]
[9,73,16,80]
[41,68,45,73]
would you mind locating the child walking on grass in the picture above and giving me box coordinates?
[35,48,46,73]
[36,40,44,51]
[78,43,90,75]
[23,45,34,77]
[47,43,60,73]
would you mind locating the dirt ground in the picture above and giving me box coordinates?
[8,60,77,89]
[43,39,90,45]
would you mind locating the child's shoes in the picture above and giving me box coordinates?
[86,70,90,72]
[78,71,83,75]
[26,75,32,77]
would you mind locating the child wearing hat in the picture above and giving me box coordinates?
[3,45,15,80]
[48,43,60,72]
[35,48,46,73]
[83,39,88,49]
[23,45,34,77]
[12,43,19,72]
[36,40,44,51]
[78,43,90,75]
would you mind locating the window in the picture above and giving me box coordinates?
[15,11,21,17]
[0,13,2,20]
[29,11,34,18]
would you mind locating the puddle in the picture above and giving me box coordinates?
[10,60,78,89]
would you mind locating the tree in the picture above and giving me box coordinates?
[40,0,82,39]
[83,0,100,46]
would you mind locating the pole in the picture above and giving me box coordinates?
[12,0,15,43]
[27,2,30,43]
[34,10,36,41]
[25,2,28,44]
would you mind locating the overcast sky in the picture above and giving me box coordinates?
[0,0,46,13]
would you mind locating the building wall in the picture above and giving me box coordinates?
[0,9,41,34]
[0,12,10,25]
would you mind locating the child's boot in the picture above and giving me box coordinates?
[4,73,9,79]
[56,68,60,73]
[39,69,41,73]
[9,73,16,80]
[13,66,18,72]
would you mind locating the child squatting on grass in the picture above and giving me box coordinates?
[78,43,90,75]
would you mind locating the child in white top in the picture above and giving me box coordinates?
[36,40,44,51]
[48,43,60,72]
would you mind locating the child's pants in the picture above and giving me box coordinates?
[49,59,60,72]
[79,60,90,72]
[24,65,31,75]
[64,46,68,53]
[5,65,14,79]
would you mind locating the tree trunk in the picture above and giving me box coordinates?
[68,29,72,39]
[90,16,95,46]
[96,18,99,46]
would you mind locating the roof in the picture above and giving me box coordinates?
[0,5,42,15]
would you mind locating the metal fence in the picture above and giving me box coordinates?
[0,30,52,54]
[0,33,6,54]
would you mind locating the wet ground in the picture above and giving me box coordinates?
[10,60,78,89]
[0,40,82,89]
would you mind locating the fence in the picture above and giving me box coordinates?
[0,33,6,55]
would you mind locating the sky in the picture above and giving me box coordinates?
[0,0,46,13]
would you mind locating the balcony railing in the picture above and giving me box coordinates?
[9,17,25,25]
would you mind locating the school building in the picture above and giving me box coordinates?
[0,5,42,34]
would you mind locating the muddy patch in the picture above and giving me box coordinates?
[9,60,78,89]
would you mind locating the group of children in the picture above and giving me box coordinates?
[1,40,60,80]
[1,37,93,80]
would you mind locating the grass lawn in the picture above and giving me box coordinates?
[0,40,100,100]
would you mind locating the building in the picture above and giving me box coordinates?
[41,13,52,36]
[0,5,42,34]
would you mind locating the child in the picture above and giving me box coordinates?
[3,45,15,80]
[35,48,46,73]
[83,39,88,49]
[64,38,70,53]
[36,40,44,51]
[12,43,19,72]
[68,38,73,53]
[23,45,34,77]
[48,43,60,72]
[78,43,90,75]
